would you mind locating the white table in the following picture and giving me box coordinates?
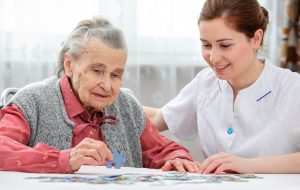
[1,166,300,190]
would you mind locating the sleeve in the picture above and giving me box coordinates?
[0,104,72,173]
[283,82,300,150]
[161,72,201,140]
[141,115,193,169]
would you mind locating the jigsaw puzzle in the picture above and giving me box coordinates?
[26,172,263,186]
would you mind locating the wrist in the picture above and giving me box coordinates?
[59,149,73,173]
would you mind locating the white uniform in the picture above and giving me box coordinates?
[162,59,300,158]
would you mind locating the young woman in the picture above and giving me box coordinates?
[144,0,300,174]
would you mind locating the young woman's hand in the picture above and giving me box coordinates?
[199,152,254,174]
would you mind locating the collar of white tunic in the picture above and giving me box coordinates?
[217,58,273,103]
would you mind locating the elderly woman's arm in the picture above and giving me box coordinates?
[140,115,200,173]
[0,105,72,173]
[143,106,168,132]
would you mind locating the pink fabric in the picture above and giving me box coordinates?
[0,76,193,173]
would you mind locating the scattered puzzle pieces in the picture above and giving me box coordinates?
[26,172,264,185]
[106,149,126,169]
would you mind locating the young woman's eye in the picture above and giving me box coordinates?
[220,44,231,48]
[202,44,211,49]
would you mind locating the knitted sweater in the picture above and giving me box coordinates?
[9,76,146,167]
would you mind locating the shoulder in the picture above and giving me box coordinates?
[15,76,59,95]
[118,88,141,106]
[267,61,300,90]
[110,88,144,118]
[9,76,60,104]
[193,66,218,87]
[181,66,218,96]
[264,60,300,105]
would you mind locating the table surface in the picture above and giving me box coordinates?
[1,166,300,190]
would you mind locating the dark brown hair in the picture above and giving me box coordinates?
[198,0,269,45]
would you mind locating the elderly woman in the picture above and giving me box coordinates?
[0,16,198,173]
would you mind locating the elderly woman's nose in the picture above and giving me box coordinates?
[99,75,113,90]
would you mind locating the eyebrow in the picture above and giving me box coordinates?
[200,38,233,42]
[90,63,106,68]
[90,63,124,73]
[114,68,124,74]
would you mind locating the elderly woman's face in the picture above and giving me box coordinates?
[64,37,127,114]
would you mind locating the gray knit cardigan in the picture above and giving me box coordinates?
[9,76,146,167]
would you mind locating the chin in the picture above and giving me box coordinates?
[215,73,228,80]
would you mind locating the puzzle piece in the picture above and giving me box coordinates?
[106,149,126,169]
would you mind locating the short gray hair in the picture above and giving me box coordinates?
[56,16,127,77]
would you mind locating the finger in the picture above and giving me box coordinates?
[161,161,173,171]
[78,155,99,167]
[182,160,197,173]
[214,163,232,174]
[201,152,227,172]
[81,139,111,163]
[76,148,102,163]
[203,158,228,174]
[82,156,100,166]
[105,147,113,161]
[195,162,204,173]
[96,143,112,163]
[70,155,99,171]
[172,159,187,172]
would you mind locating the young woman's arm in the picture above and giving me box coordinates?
[200,152,300,174]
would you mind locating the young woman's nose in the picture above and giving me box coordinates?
[209,48,221,64]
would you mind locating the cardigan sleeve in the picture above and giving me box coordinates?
[0,104,72,173]
[141,115,193,168]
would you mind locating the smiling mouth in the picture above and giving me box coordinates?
[214,64,230,72]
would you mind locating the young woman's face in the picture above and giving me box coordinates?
[64,37,127,114]
[199,18,261,84]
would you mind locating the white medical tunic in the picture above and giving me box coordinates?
[162,59,300,158]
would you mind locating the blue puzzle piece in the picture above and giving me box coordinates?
[106,149,126,169]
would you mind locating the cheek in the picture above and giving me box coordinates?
[74,74,96,100]
[202,50,211,64]
[111,84,121,98]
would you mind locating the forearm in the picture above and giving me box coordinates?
[143,106,168,131]
[0,135,72,173]
[251,152,300,173]
[141,115,193,168]
[143,140,193,169]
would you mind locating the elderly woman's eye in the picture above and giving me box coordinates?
[112,74,121,78]
[93,69,104,74]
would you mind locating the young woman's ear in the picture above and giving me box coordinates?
[252,29,264,50]
[64,53,73,77]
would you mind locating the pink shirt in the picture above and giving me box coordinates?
[0,76,193,173]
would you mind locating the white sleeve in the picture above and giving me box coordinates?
[284,81,300,150]
[162,72,202,140]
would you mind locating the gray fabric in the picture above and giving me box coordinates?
[9,76,146,167]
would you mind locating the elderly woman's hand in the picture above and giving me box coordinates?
[69,138,113,172]
[161,158,202,173]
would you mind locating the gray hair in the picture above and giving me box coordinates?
[56,16,127,77]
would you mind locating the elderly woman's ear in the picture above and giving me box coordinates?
[64,53,73,77]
